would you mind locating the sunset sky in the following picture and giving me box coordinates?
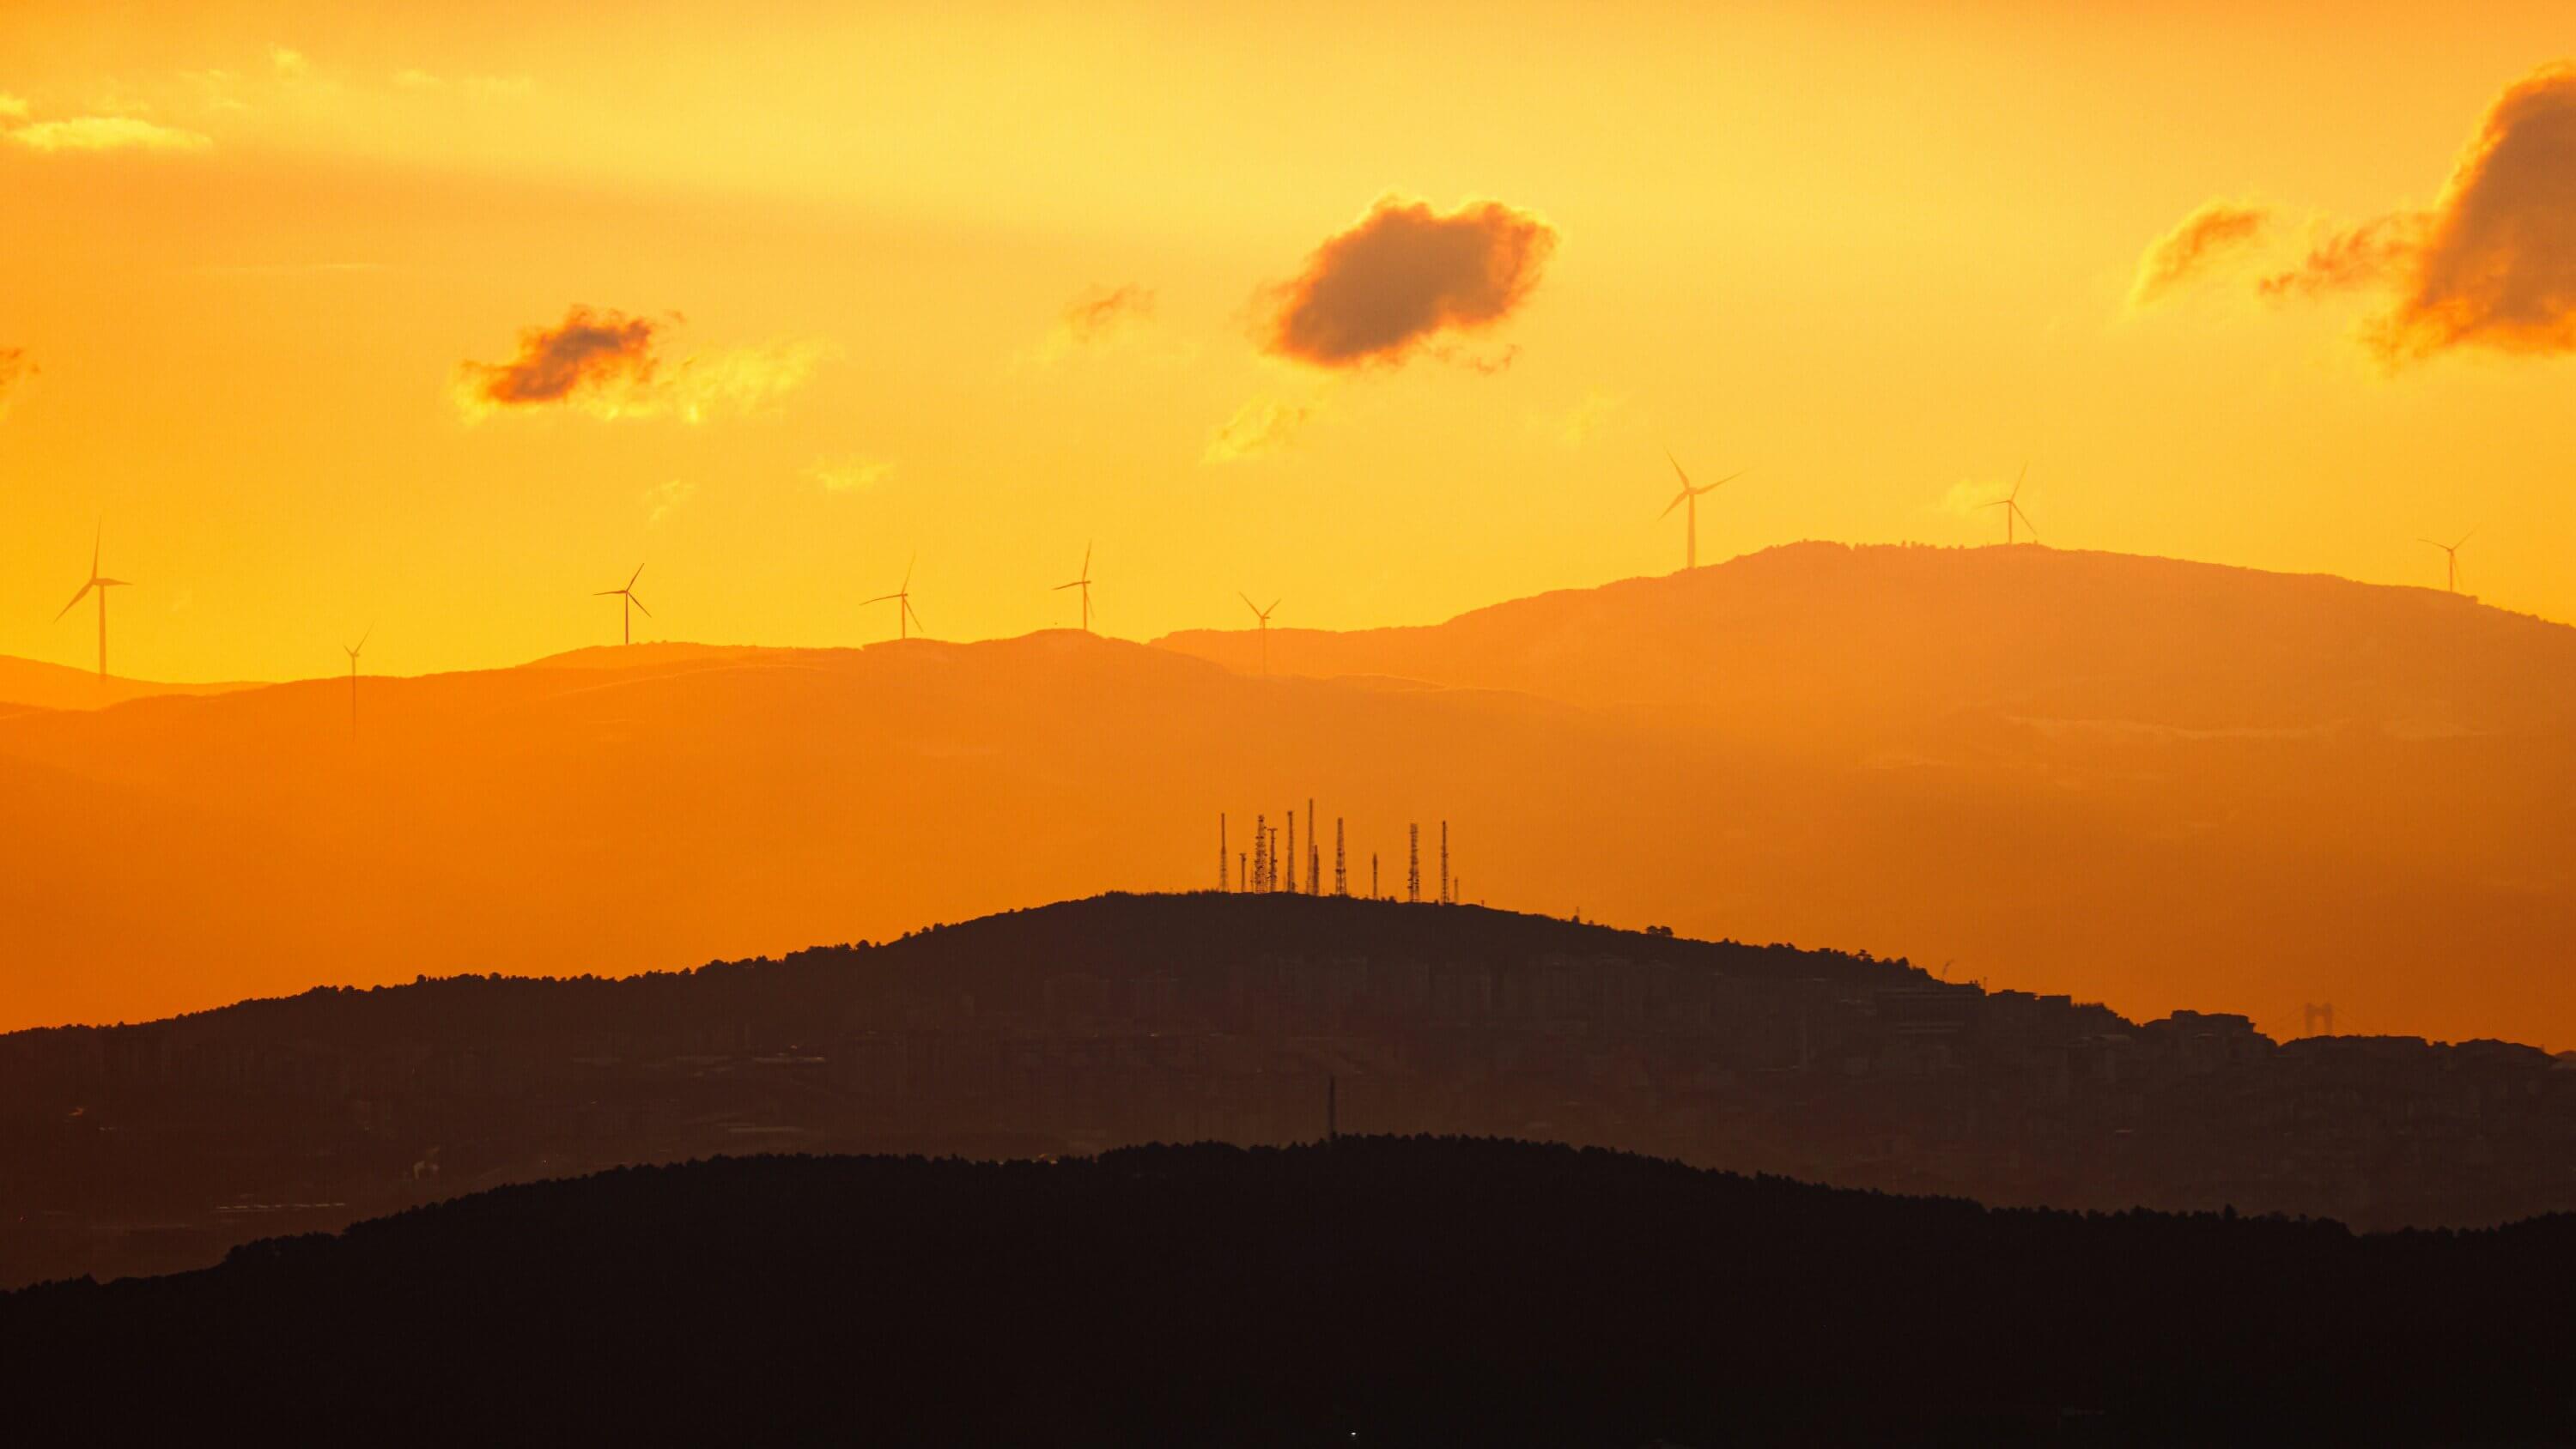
[3,0,2573,682]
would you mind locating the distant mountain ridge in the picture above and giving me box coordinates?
[0,544,2570,1052]
[0,655,265,715]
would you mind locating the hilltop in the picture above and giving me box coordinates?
[0,655,265,715]
[7,1137,2573,1446]
[8,892,2574,1287]
[0,544,2571,1050]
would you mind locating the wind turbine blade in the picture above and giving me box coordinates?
[1705,468,1747,491]
[902,553,915,591]
[2012,462,2027,501]
[1240,591,1261,618]
[1658,490,1689,519]
[629,595,653,618]
[2454,525,2479,549]
[1267,597,1281,616]
[355,623,374,652]
[2417,538,2444,549]
[55,580,94,621]
[91,524,101,579]
[906,598,924,631]
[629,561,646,590]
[1082,542,1092,575]
[865,593,899,605]
[1664,450,1691,489]
[1055,580,1081,591]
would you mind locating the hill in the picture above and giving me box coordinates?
[7,893,2573,1287]
[0,654,264,715]
[7,1137,2573,1446]
[2,546,2573,1050]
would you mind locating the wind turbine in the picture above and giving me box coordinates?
[1986,464,2038,545]
[595,563,651,646]
[1054,543,1095,632]
[2418,527,2477,593]
[868,555,925,640]
[1660,452,1744,571]
[343,626,373,738]
[54,525,131,682]
[1238,592,1280,676]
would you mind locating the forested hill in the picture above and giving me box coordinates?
[8,1138,2573,1446]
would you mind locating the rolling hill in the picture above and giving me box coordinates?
[0,655,264,715]
[7,1138,2573,1445]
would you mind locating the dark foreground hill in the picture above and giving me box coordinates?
[7,893,2575,1288]
[7,1138,2574,1446]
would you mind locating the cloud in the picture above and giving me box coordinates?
[0,95,27,120]
[270,45,310,80]
[453,306,829,422]
[2128,201,2273,307]
[1534,388,1623,446]
[7,115,212,154]
[2368,64,2576,361]
[811,458,892,493]
[1939,478,2009,516]
[0,348,32,417]
[1203,398,1314,463]
[2257,213,2430,300]
[2153,64,2576,366]
[643,479,697,526]
[1259,195,1558,369]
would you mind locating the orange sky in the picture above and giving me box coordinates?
[3,0,2574,682]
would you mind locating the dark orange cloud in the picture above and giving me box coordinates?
[1261,196,1557,369]
[2370,64,2576,361]
[2129,201,2272,307]
[2158,64,2576,365]
[454,307,829,421]
[456,306,662,410]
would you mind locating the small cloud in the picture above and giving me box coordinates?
[453,306,829,423]
[464,75,534,99]
[1534,388,1622,446]
[1259,194,1558,370]
[269,45,310,80]
[8,115,213,154]
[810,458,892,493]
[1203,398,1315,464]
[393,69,441,90]
[643,479,697,526]
[1025,283,1156,367]
[0,94,28,121]
[0,347,33,417]
[2129,201,2273,308]
[1939,478,2010,516]
[2257,213,2430,300]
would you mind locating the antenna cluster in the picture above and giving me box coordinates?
[1214,808,1461,904]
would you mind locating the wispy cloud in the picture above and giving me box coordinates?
[1259,195,1558,370]
[1534,388,1622,446]
[1203,397,1315,464]
[269,45,310,80]
[1024,283,1155,367]
[0,95,28,121]
[0,348,33,418]
[453,306,832,423]
[810,458,892,493]
[644,479,698,526]
[2128,201,2273,308]
[7,115,212,154]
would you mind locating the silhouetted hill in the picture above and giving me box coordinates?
[0,654,264,715]
[8,893,2573,1287]
[8,1137,2573,1446]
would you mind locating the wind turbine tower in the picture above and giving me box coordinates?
[1987,465,2038,545]
[1219,813,1229,891]
[866,555,926,640]
[595,563,651,645]
[2419,528,2477,593]
[55,527,132,683]
[1054,543,1096,632]
[343,626,373,739]
[1660,453,1744,571]
[1238,593,1281,676]
[1440,821,1449,905]
[1306,798,1318,895]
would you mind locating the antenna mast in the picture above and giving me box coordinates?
[1219,813,1229,891]
[1334,817,1346,896]
[1407,824,1420,903]
[1440,821,1449,905]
